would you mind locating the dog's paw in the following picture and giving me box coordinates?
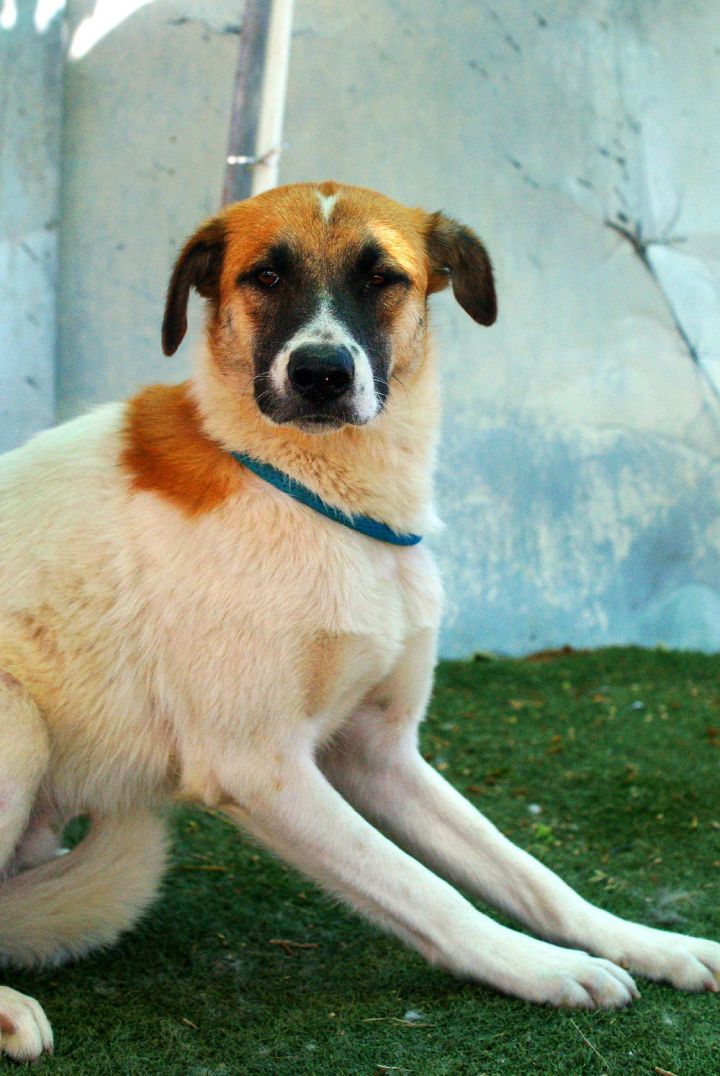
[0,986,53,1061]
[600,922,720,992]
[527,951,632,1007]
[490,942,637,1007]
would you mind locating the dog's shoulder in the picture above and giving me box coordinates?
[119,380,244,518]
[0,400,127,519]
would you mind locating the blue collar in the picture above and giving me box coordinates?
[230,450,423,546]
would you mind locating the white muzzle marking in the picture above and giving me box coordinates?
[270,297,379,423]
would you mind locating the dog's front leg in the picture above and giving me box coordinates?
[319,639,720,995]
[217,742,637,1008]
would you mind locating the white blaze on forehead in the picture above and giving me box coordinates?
[269,296,380,423]
[316,191,339,223]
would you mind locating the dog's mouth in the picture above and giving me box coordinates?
[254,390,371,433]
[297,412,342,425]
[292,415,346,433]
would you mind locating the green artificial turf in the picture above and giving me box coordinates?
[5,647,720,1075]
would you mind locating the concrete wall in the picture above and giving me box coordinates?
[57,0,241,409]
[281,1,720,656]
[0,0,63,452]
[21,0,720,654]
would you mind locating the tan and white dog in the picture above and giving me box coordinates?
[0,181,717,1060]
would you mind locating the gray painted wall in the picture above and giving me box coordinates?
[11,0,720,655]
[0,0,62,452]
[57,0,241,411]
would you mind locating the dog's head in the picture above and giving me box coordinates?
[163,182,496,433]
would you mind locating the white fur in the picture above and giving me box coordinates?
[0,987,53,1061]
[316,190,339,222]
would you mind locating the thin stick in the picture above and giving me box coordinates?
[269,938,319,955]
[568,1017,609,1068]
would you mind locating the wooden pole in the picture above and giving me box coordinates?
[222,0,294,206]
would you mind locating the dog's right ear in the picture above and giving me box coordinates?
[162,218,226,356]
[424,211,497,326]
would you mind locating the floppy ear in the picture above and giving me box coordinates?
[424,211,497,326]
[162,218,226,356]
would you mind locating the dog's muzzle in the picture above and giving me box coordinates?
[287,344,355,404]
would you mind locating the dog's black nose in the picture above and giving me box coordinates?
[287,345,354,402]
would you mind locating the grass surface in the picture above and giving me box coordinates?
[6,647,720,1075]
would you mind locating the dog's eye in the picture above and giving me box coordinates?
[366,273,387,288]
[257,269,280,288]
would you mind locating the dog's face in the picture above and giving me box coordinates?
[163,182,496,432]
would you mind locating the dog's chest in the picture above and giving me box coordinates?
[138,498,442,724]
[300,539,442,719]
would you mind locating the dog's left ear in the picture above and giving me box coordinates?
[424,211,497,326]
[162,218,226,356]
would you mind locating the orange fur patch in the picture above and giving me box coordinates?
[304,630,349,715]
[121,382,243,516]
[0,670,21,690]
[12,609,60,663]
[215,182,430,301]
[369,222,424,278]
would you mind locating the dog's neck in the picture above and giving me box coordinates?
[190,338,442,536]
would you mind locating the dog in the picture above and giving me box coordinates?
[0,181,717,1060]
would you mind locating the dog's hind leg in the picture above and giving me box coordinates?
[0,669,55,1061]
[0,670,169,1060]
[0,670,50,874]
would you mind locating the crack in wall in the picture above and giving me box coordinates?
[168,17,241,37]
[606,217,720,423]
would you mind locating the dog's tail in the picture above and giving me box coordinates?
[0,811,169,968]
